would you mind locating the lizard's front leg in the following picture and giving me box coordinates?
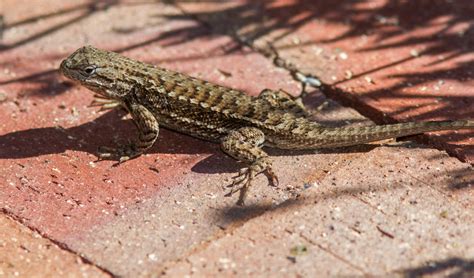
[89,94,121,111]
[220,127,278,206]
[99,103,159,163]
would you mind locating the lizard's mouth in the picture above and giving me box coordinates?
[59,59,73,79]
[59,59,86,83]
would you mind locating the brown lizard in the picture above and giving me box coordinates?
[60,46,474,205]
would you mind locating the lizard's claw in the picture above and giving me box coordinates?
[97,143,142,164]
[264,166,279,187]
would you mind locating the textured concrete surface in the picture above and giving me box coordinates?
[162,147,473,277]
[0,214,109,277]
[0,0,473,277]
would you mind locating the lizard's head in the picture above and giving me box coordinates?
[60,45,128,99]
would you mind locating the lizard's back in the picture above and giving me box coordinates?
[134,66,312,144]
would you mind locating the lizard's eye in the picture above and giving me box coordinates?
[83,66,96,75]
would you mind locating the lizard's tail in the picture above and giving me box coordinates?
[301,120,473,149]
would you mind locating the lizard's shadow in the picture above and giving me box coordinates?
[0,110,211,160]
[2,107,468,176]
[0,107,379,174]
[190,144,380,174]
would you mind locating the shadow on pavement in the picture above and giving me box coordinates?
[397,257,473,278]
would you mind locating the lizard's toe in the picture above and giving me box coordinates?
[97,144,142,162]
[228,169,248,186]
[226,168,250,195]
[265,167,279,187]
[97,146,115,159]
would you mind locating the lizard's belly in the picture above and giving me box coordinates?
[156,112,238,143]
[144,96,255,142]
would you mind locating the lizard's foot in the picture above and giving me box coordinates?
[225,168,253,206]
[226,167,253,194]
[98,143,142,164]
[225,158,279,206]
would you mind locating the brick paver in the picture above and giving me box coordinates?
[0,214,108,277]
[162,147,473,276]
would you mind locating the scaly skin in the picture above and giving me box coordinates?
[60,46,474,205]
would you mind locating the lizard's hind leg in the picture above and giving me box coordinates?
[257,89,309,118]
[221,127,278,206]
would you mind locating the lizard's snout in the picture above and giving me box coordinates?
[59,59,76,80]
[59,59,70,73]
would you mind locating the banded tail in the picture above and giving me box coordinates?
[297,120,473,149]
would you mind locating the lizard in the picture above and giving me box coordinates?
[60,46,474,205]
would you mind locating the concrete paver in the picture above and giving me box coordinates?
[0,214,108,277]
[0,1,472,276]
[162,146,473,277]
